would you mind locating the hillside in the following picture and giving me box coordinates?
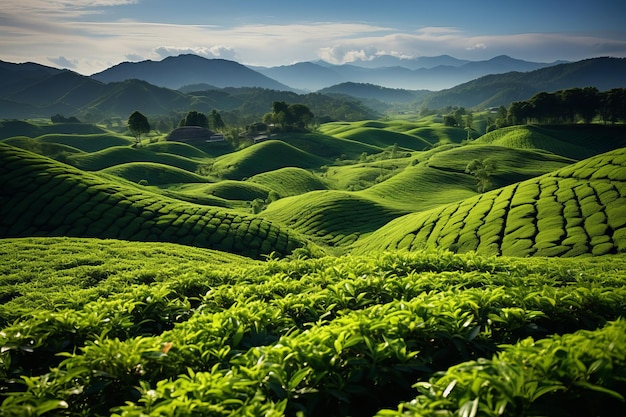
[0,143,311,258]
[423,57,626,109]
[354,146,626,257]
[2,117,626,416]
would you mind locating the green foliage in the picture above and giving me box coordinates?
[2,242,626,416]
[128,111,150,145]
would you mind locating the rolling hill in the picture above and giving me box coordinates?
[354,146,626,257]
[0,143,311,258]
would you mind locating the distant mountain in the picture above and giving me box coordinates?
[254,55,560,91]
[91,54,293,91]
[422,57,626,109]
[8,71,107,108]
[0,60,63,95]
[343,54,471,70]
[319,82,428,103]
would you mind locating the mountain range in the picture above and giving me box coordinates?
[251,54,563,91]
[1,54,625,120]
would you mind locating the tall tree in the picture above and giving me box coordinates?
[127,111,150,146]
[179,111,209,128]
[208,109,225,131]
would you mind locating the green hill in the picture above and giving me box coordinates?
[354,147,626,257]
[359,163,479,212]
[0,119,110,140]
[477,124,626,160]
[426,144,576,189]
[0,144,311,258]
[275,131,382,159]
[67,146,200,172]
[211,140,328,180]
[2,136,84,161]
[99,162,212,186]
[35,133,133,152]
[263,190,407,248]
[248,167,329,197]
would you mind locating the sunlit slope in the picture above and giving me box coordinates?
[99,162,212,186]
[336,127,432,150]
[319,119,470,149]
[66,146,201,172]
[248,167,329,197]
[426,144,576,188]
[276,132,382,159]
[263,190,407,247]
[354,147,626,257]
[36,133,134,152]
[476,125,626,160]
[0,144,308,258]
[211,140,328,180]
[359,164,479,212]
[144,141,212,159]
[2,136,85,160]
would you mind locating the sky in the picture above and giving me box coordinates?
[2,0,626,75]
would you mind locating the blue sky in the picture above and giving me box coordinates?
[1,0,625,75]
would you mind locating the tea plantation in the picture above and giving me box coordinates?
[1,120,626,416]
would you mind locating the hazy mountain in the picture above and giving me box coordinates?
[345,54,471,69]
[423,57,626,109]
[91,54,293,91]
[253,55,560,91]
[249,62,345,92]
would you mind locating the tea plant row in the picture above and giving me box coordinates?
[2,248,626,416]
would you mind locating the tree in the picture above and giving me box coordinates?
[208,109,225,131]
[128,111,150,146]
[288,103,314,128]
[179,110,209,128]
[465,158,497,192]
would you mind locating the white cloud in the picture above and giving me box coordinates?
[48,56,78,68]
[466,43,487,51]
[153,45,237,61]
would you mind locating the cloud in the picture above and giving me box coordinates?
[318,45,380,64]
[153,45,237,61]
[48,56,78,68]
[466,43,487,51]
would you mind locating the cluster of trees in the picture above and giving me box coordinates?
[262,101,314,131]
[506,87,626,126]
[50,114,81,124]
[178,110,225,131]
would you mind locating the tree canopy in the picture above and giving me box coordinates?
[263,101,314,131]
[127,111,150,146]
[179,111,209,128]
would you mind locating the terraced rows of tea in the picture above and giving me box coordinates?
[0,143,308,258]
[355,147,626,256]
